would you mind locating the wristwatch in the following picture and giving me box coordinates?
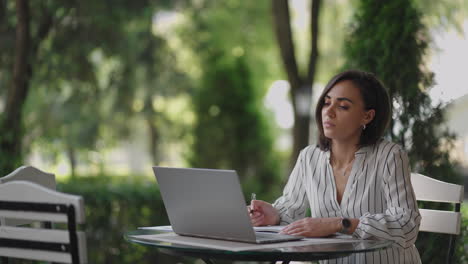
[340,217,351,234]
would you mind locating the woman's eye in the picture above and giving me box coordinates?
[324,101,330,106]
[339,105,349,110]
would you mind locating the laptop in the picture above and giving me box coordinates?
[153,166,303,244]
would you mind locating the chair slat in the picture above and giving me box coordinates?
[0,248,72,263]
[0,226,70,243]
[419,209,461,235]
[77,231,88,264]
[411,173,464,203]
[0,211,68,223]
[0,181,85,223]
[0,226,87,263]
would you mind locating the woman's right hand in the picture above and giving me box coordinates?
[248,200,280,226]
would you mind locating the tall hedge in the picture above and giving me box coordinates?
[189,53,282,198]
[343,0,465,262]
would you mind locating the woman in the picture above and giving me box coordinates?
[250,70,421,263]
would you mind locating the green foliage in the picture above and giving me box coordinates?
[177,1,283,192]
[57,175,189,263]
[457,205,468,263]
[343,0,465,262]
[414,0,468,33]
[0,128,23,177]
[0,0,195,176]
[177,0,280,94]
[189,53,281,194]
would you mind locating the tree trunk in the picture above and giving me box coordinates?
[272,0,321,169]
[0,0,6,29]
[146,117,159,165]
[0,0,30,175]
[66,144,77,178]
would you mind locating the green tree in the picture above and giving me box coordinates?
[0,0,143,175]
[271,0,322,167]
[18,1,152,176]
[343,0,464,262]
[177,0,280,95]
[131,32,193,165]
[1,0,191,176]
[190,52,280,195]
[176,1,282,195]
[0,0,46,175]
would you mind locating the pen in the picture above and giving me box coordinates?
[250,193,256,214]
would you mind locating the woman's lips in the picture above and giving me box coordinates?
[323,121,335,128]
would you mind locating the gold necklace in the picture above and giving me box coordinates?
[332,157,355,178]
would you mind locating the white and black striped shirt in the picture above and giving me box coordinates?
[273,139,421,263]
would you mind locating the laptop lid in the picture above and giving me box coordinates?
[153,167,261,243]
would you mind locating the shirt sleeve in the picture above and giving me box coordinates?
[272,148,310,225]
[353,146,421,248]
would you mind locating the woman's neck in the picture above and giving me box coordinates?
[330,139,359,167]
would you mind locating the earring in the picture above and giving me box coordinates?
[362,124,366,130]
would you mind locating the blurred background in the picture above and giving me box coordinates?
[1,0,467,263]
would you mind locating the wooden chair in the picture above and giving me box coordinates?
[0,181,87,263]
[0,165,56,226]
[411,173,464,264]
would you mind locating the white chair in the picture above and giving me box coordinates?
[0,165,56,187]
[411,173,464,264]
[0,165,56,226]
[0,181,87,263]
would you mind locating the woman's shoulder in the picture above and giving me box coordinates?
[371,139,406,158]
[299,144,327,160]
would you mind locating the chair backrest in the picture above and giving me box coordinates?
[411,173,463,235]
[0,165,56,226]
[411,173,464,264]
[0,165,56,188]
[0,181,87,264]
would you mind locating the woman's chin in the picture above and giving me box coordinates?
[323,131,336,139]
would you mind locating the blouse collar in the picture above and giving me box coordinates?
[324,142,375,160]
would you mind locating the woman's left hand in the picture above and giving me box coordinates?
[280,217,341,237]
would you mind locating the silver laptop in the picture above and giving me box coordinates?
[153,166,303,244]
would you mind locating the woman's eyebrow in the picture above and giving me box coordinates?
[325,95,354,104]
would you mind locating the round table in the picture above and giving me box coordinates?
[125,230,393,264]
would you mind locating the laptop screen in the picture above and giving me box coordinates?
[153,167,257,242]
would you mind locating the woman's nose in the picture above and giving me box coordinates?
[324,105,335,118]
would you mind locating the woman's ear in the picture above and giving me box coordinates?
[363,109,375,125]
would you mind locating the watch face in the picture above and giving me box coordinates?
[342,218,351,228]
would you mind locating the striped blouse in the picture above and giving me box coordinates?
[273,139,421,264]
